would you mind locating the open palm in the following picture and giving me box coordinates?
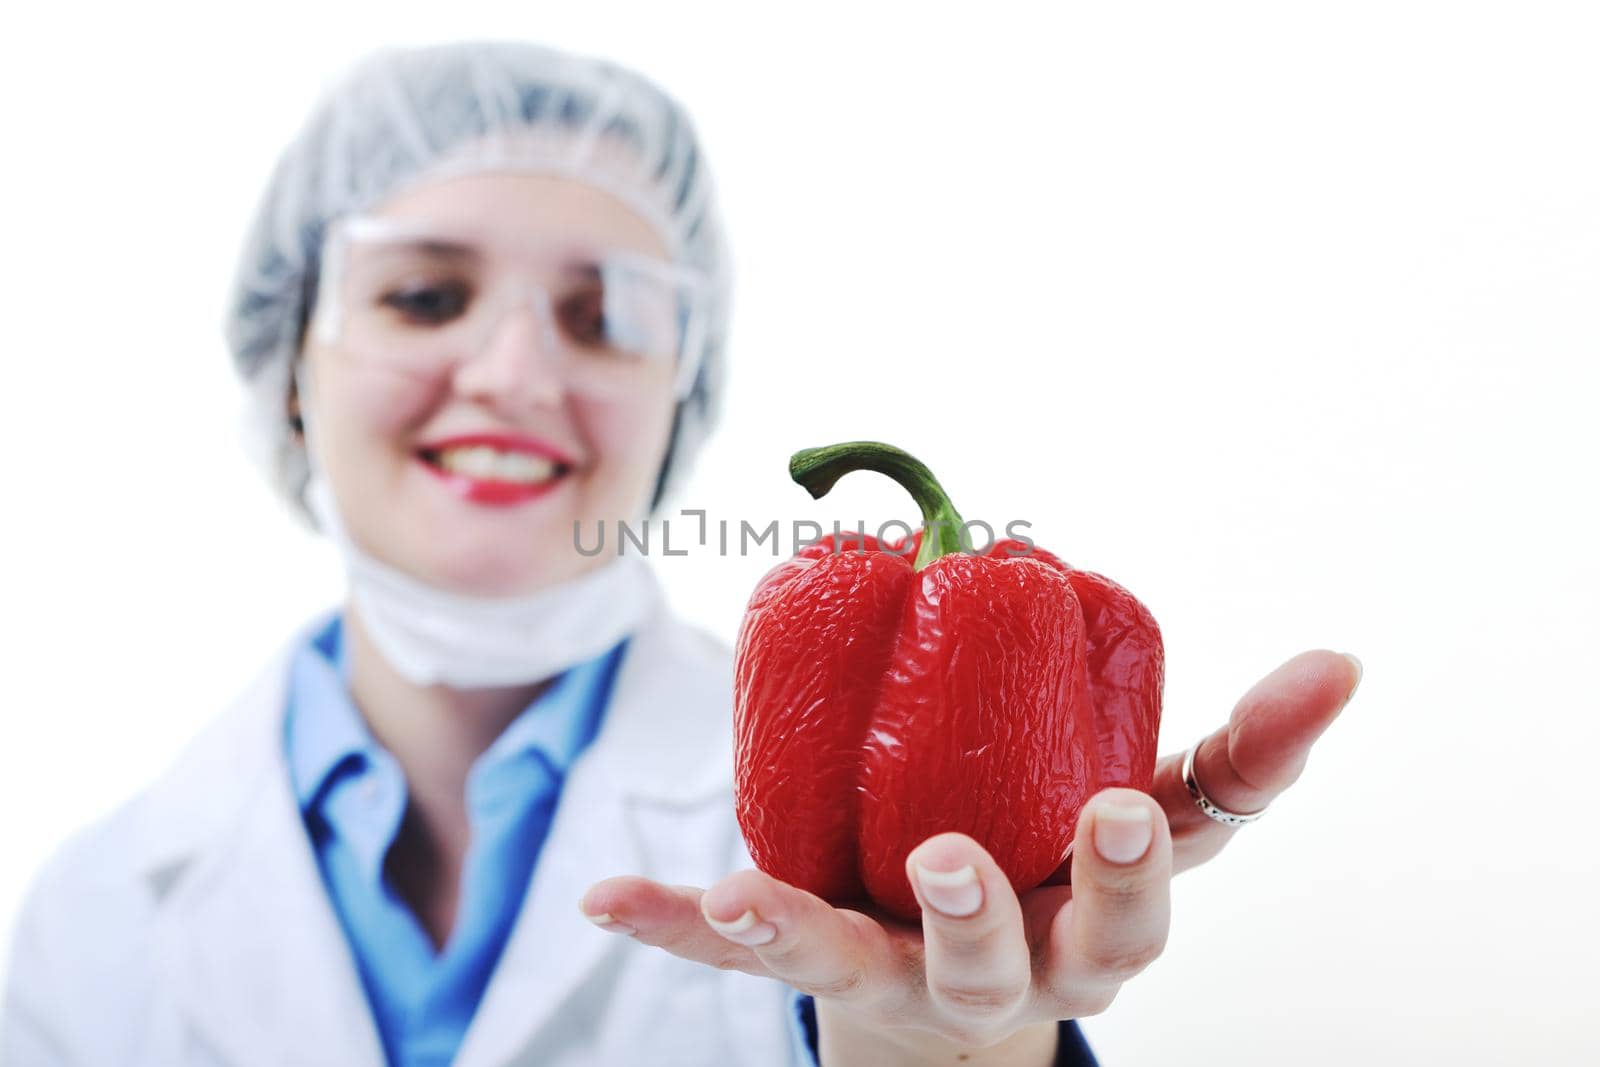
[581,649,1361,1059]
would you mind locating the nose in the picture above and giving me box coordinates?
[451,291,566,410]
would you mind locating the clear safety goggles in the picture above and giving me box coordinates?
[312,214,712,399]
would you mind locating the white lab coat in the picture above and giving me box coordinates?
[0,594,800,1066]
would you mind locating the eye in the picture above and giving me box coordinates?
[381,281,470,324]
[555,286,613,349]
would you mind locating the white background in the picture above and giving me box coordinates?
[3,2,1597,1063]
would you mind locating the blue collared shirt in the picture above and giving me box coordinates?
[283,610,624,1067]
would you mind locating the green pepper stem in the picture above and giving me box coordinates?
[788,441,967,570]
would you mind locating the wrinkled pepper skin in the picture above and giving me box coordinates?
[733,443,1163,921]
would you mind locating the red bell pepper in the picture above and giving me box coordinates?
[733,441,1164,920]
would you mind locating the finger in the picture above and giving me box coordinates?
[698,868,905,1009]
[579,876,774,980]
[905,833,1034,1029]
[1044,789,1173,1013]
[1154,649,1362,872]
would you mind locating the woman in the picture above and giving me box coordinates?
[0,40,1362,1066]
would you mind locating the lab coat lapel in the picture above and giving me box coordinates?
[454,596,737,1067]
[450,750,642,1067]
[147,619,387,1067]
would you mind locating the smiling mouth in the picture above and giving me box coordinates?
[416,445,574,486]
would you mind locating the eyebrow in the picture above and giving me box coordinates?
[371,237,483,261]
[359,237,626,269]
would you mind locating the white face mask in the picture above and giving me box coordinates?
[297,365,659,689]
[305,475,658,688]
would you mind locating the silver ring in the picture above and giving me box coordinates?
[1182,742,1267,826]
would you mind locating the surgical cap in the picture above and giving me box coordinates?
[222,40,731,528]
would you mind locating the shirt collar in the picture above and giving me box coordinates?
[283,608,625,816]
[284,610,368,814]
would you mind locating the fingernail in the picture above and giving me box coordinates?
[580,910,636,936]
[914,862,984,917]
[1093,803,1154,865]
[704,908,777,946]
[1341,653,1364,703]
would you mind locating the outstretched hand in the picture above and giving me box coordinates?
[580,649,1361,1063]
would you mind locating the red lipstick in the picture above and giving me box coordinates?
[415,431,575,507]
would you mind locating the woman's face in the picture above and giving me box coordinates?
[298,171,679,596]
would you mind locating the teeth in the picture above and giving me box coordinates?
[434,445,558,484]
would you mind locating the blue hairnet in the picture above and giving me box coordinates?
[222,40,732,526]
